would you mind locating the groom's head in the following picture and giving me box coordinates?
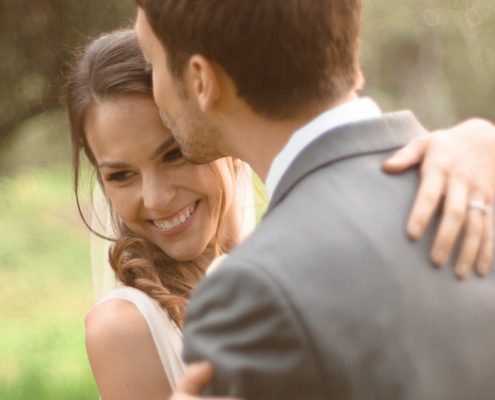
[135,0,363,162]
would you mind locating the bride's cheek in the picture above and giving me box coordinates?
[107,189,132,220]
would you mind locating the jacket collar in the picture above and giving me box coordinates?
[266,111,427,215]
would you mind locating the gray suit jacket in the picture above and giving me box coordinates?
[183,112,495,399]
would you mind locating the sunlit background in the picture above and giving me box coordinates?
[0,1,493,399]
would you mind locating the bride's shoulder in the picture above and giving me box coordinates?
[88,287,156,340]
[86,286,178,345]
[86,286,158,338]
[85,292,149,345]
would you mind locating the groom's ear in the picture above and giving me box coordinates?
[186,55,222,112]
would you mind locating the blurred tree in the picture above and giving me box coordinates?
[362,0,495,128]
[0,0,134,149]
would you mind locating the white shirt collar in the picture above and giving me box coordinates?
[265,97,382,199]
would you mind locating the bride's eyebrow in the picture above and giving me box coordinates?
[150,137,176,160]
[97,138,177,168]
[98,161,130,169]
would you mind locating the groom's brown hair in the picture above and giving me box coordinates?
[135,0,363,118]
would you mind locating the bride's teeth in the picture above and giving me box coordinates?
[154,202,196,231]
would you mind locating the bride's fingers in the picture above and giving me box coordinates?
[454,196,488,280]
[476,209,494,277]
[382,134,430,173]
[176,362,214,395]
[406,166,446,240]
[428,175,469,267]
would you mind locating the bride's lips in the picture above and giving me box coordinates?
[150,200,199,237]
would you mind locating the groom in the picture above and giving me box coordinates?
[135,1,495,398]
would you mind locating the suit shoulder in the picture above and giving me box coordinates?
[194,257,284,307]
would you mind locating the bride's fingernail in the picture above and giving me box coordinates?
[431,250,446,267]
[477,264,489,277]
[455,265,468,280]
[408,224,421,239]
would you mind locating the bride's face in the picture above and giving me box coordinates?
[85,95,231,261]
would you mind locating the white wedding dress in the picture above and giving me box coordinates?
[89,165,257,389]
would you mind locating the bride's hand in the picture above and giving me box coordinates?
[382,118,495,280]
[170,362,242,400]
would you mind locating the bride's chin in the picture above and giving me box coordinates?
[152,242,198,262]
[171,244,216,266]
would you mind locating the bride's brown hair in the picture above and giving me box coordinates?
[66,29,239,327]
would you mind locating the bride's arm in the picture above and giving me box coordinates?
[85,299,172,400]
[383,118,495,279]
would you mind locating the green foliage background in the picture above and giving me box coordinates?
[0,167,97,399]
[0,1,493,399]
[362,0,494,126]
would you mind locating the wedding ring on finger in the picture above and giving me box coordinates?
[468,200,490,215]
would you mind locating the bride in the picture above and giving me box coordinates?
[68,29,255,398]
[67,30,495,399]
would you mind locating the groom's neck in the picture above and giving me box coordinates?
[223,91,357,181]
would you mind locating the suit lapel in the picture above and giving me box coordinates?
[266,111,427,215]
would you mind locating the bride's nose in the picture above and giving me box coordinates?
[141,172,176,210]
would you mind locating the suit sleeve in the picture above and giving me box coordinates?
[182,262,326,400]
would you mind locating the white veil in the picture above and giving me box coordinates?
[90,183,118,302]
[89,163,257,302]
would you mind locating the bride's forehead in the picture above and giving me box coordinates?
[87,97,171,143]
[90,95,157,123]
[86,106,175,165]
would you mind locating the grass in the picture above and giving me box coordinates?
[0,165,98,399]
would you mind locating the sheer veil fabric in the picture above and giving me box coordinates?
[90,183,118,301]
[89,163,257,388]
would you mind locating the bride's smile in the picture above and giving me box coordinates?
[150,200,199,234]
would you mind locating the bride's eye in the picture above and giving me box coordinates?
[163,147,184,163]
[106,170,136,182]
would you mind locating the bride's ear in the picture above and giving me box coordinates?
[186,55,221,112]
